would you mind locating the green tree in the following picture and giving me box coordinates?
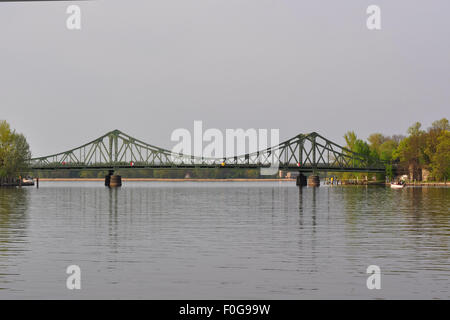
[344,131,357,151]
[393,122,427,180]
[431,118,450,131]
[0,120,31,179]
[430,131,450,180]
[378,139,398,161]
[367,133,388,157]
[407,122,424,136]
[353,139,371,157]
[424,118,449,167]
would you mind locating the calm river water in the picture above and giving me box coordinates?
[0,181,448,299]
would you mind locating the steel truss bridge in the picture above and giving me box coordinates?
[30,130,386,173]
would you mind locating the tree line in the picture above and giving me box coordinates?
[341,118,449,181]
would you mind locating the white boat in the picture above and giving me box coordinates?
[390,182,405,189]
[21,177,35,186]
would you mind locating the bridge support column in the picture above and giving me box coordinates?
[296,173,307,187]
[110,175,122,188]
[105,170,122,188]
[307,175,320,187]
[105,175,111,187]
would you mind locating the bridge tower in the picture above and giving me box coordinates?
[104,131,122,187]
[307,133,320,187]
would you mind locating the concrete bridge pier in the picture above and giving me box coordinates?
[105,170,122,188]
[296,173,307,187]
[307,175,320,187]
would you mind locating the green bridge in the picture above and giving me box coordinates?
[30,130,387,187]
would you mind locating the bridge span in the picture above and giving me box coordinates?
[30,130,386,187]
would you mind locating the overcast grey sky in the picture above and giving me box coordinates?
[0,0,449,156]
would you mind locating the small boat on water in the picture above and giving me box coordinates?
[21,177,35,186]
[390,182,405,189]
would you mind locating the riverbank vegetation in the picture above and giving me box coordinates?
[0,121,31,182]
[338,118,449,182]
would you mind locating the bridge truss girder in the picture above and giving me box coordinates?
[30,130,387,173]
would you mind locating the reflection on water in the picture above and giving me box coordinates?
[0,182,448,299]
[0,188,29,237]
[0,188,29,292]
[0,188,29,249]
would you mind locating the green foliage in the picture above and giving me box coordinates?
[367,133,388,156]
[341,132,375,180]
[384,164,394,179]
[392,127,427,179]
[353,139,371,156]
[344,131,357,151]
[431,118,450,131]
[378,140,398,161]
[388,118,449,181]
[341,118,448,181]
[0,120,31,178]
[430,131,450,180]
[407,122,424,136]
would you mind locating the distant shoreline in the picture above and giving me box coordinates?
[404,182,449,186]
[38,178,295,182]
[32,178,449,186]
